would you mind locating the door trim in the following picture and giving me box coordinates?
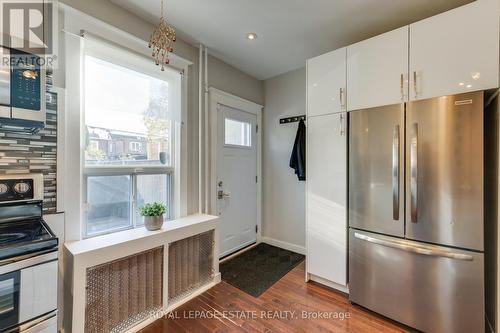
[208,88,263,246]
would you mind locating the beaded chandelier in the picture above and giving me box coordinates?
[148,0,176,71]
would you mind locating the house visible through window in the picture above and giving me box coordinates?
[83,50,181,238]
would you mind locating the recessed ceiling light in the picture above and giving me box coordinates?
[246,33,257,40]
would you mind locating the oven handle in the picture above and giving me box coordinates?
[19,311,57,333]
[2,311,57,333]
[0,250,58,275]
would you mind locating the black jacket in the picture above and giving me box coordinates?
[289,119,306,181]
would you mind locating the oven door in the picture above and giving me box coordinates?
[0,270,20,331]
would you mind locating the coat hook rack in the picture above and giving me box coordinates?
[279,115,306,124]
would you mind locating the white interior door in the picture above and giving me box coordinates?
[217,104,258,257]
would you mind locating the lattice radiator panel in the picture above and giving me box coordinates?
[168,230,214,304]
[85,247,163,333]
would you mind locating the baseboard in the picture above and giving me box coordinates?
[307,273,349,294]
[260,237,306,255]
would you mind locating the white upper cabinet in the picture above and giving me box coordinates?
[307,47,347,116]
[347,27,409,111]
[410,0,499,100]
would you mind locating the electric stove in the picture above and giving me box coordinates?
[0,174,58,264]
[0,174,58,333]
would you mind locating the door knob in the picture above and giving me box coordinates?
[218,190,231,199]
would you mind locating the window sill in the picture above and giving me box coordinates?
[65,214,218,257]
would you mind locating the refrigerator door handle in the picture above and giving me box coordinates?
[413,71,418,99]
[339,113,345,136]
[400,74,404,100]
[353,232,474,261]
[410,123,418,223]
[392,125,400,220]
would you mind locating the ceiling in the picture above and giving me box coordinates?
[110,0,472,80]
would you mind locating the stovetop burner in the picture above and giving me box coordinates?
[0,232,28,245]
[0,218,53,245]
[0,200,58,263]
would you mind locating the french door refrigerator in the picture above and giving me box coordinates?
[348,91,486,333]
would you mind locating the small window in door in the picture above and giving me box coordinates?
[224,118,251,147]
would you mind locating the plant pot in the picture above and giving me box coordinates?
[159,152,167,165]
[144,215,163,231]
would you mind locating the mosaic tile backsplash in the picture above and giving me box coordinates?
[0,89,58,213]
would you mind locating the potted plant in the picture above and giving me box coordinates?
[139,202,167,231]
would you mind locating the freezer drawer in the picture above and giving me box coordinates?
[349,229,484,333]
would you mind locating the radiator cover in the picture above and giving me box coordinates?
[85,247,163,333]
[168,230,214,304]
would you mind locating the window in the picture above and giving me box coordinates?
[224,118,252,147]
[85,174,171,237]
[129,141,142,152]
[86,175,132,235]
[83,42,181,238]
[84,55,172,167]
[135,174,170,225]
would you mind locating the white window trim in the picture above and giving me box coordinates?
[62,5,189,242]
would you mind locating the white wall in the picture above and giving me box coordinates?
[262,67,306,252]
[58,0,264,216]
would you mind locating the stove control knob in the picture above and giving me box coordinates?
[14,182,30,194]
[0,183,8,194]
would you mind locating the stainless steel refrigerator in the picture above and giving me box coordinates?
[348,91,487,333]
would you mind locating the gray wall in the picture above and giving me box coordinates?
[262,67,306,249]
[60,0,264,215]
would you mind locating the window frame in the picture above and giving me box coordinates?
[81,44,179,239]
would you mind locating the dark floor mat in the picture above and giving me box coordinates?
[220,243,305,297]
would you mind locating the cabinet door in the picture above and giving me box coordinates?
[347,27,409,111]
[307,48,346,116]
[307,113,347,286]
[410,0,499,100]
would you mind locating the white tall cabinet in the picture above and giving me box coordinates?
[409,0,499,100]
[306,49,348,291]
[347,27,409,111]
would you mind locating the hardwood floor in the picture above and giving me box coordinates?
[141,262,413,333]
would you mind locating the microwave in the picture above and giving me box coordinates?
[0,46,46,133]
